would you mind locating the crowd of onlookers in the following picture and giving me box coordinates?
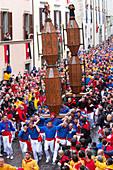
[0,36,113,169]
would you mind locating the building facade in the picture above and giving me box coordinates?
[0,0,33,80]
[77,0,107,49]
[106,0,113,38]
[33,0,108,68]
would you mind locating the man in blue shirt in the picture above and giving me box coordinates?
[39,120,56,163]
[59,103,70,114]
[18,124,29,158]
[45,112,62,126]
[67,123,76,146]
[0,115,15,159]
[28,122,42,164]
[52,121,69,164]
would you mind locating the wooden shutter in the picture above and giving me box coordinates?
[59,11,61,30]
[54,10,57,30]
[29,14,33,39]
[23,13,26,39]
[8,12,12,40]
[0,12,3,41]
[39,8,42,32]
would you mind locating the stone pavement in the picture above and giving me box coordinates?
[3,127,99,169]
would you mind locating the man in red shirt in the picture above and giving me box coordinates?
[85,151,96,170]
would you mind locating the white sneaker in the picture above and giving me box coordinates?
[0,154,2,156]
[10,155,14,160]
[46,157,50,163]
[7,155,10,159]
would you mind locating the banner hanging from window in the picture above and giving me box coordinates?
[67,0,70,4]
[26,43,31,59]
[4,45,10,64]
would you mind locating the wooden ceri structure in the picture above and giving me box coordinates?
[41,3,62,116]
[67,4,82,94]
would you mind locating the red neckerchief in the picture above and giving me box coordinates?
[47,125,53,129]
[29,127,34,131]
[24,130,28,136]
[70,146,76,150]
[2,121,9,131]
[61,106,67,112]
[82,123,89,130]
[24,158,33,163]
[64,126,67,130]
[67,101,73,106]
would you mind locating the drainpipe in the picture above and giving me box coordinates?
[32,0,35,66]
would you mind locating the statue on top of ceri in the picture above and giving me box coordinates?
[42,2,50,18]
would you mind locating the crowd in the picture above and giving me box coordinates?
[0,36,113,170]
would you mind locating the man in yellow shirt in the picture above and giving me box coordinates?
[0,157,17,170]
[4,70,11,81]
[22,151,39,170]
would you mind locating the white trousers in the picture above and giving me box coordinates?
[53,138,66,162]
[31,139,42,162]
[19,141,27,157]
[3,136,13,156]
[67,140,71,146]
[45,139,54,159]
[11,122,16,141]
[11,131,15,142]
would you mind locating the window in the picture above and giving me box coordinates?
[25,63,30,74]
[96,10,97,24]
[102,0,104,9]
[98,0,100,8]
[90,28,92,40]
[85,25,87,38]
[23,13,33,39]
[39,8,45,32]
[86,8,88,23]
[103,12,105,24]
[25,14,29,32]
[54,10,61,30]
[91,9,93,23]
[99,11,101,24]
[65,12,69,28]
[0,11,12,41]
[3,12,8,35]
[90,0,93,23]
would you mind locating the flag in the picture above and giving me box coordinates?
[4,45,10,64]
[67,0,70,4]
[26,43,31,59]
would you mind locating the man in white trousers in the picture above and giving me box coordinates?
[18,124,29,157]
[52,121,69,165]
[28,122,42,164]
[0,115,16,159]
[39,120,56,163]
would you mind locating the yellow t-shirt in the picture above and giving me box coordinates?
[4,73,10,80]
[22,158,39,170]
[0,164,16,170]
